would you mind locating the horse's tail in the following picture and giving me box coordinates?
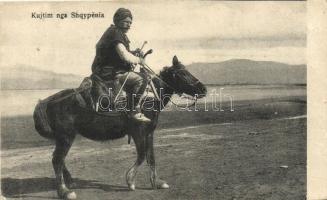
[33,100,55,139]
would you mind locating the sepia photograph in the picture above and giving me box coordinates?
[0,1,318,199]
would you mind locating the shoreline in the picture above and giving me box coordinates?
[1,97,306,151]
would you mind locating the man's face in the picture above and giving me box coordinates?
[117,17,132,33]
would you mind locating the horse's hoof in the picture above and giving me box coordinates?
[155,179,169,189]
[64,191,77,200]
[159,183,169,189]
[128,184,135,191]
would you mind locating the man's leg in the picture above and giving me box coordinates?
[116,72,150,122]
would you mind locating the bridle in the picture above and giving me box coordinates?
[142,65,199,109]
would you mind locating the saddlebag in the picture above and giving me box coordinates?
[33,100,53,138]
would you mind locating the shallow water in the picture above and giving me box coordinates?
[1,89,61,117]
[0,85,306,117]
[169,85,306,108]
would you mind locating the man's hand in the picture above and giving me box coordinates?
[133,48,145,58]
[116,43,144,65]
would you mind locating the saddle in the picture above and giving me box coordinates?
[77,74,127,114]
[77,71,159,115]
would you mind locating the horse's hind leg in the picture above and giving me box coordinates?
[126,127,146,191]
[52,137,76,200]
[146,132,169,189]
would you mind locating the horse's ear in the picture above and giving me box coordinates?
[172,55,179,66]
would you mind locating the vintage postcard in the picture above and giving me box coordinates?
[0,1,325,200]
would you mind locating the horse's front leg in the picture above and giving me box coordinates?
[126,127,146,191]
[146,132,169,189]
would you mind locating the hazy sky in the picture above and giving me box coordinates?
[1,1,306,76]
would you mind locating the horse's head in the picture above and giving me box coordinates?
[160,56,207,98]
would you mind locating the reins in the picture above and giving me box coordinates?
[141,64,198,108]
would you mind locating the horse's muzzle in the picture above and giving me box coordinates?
[196,82,207,99]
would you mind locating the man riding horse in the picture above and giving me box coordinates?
[91,8,150,122]
[33,6,208,200]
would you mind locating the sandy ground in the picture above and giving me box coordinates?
[1,97,306,200]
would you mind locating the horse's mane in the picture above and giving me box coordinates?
[152,66,172,90]
[159,66,170,77]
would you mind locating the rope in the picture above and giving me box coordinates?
[113,72,131,103]
[40,87,88,105]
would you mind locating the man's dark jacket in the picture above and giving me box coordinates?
[91,25,131,80]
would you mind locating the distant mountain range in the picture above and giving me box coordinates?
[1,59,306,90]
[1,65,84,90]
[187,59,306,85]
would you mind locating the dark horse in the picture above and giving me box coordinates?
[33,56,207,200]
